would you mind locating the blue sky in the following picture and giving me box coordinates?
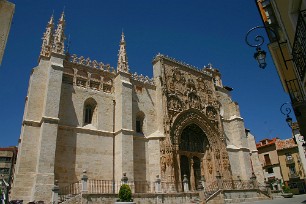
[0,0,292,147]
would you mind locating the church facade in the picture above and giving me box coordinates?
[11,13,263,203]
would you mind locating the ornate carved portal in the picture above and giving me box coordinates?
[160,110,232,192]
[159,62,232,192]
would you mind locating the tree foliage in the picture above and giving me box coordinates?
[118,184,132,202]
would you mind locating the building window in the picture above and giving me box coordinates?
[0,168,9,174]
[136,120,142,133]
[135,111,145,134]
[0,157,11,163]
[267,167,274,173]
[83,98,97,126]
[264,154,271,165]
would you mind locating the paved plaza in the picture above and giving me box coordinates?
[242,194,306,204]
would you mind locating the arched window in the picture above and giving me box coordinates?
[135,111,145,134]
[179,124,205,153]
[83,98,97,126]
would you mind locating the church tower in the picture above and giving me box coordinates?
[114,32,134,181]
[11,13,66,202]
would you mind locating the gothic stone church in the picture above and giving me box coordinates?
[11,13,263,202]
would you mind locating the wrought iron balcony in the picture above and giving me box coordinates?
[292,9,306,82]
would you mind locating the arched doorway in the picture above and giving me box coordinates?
[179,123,206,190]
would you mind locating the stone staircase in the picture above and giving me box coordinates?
[59,194,82,204]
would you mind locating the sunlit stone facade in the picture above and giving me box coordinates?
[11,13,263,203]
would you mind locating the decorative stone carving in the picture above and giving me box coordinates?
[168,95,184,112]
[40,15,54,58]
[52,12,65,55]
[69,54,116,74]
[187,92,201,109]
[172,69,186,85]
[206,106,217,120]
[132,72,154,86]
[197,77,208,91]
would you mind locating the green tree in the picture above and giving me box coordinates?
[118,184,132,202]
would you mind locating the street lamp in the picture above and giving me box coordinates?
[254,47,267,69]
[245,26,270,69]
[245,26,289,70]
[280,102,293,128]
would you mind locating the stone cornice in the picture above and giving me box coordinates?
[114,128,134,135]
[59,125,114,136]
[23,116,60,127]
[41,116,60,124]
[22,119,41,127]
[250,149,258,153]
[222,115,244,122]
[226,144,250,152]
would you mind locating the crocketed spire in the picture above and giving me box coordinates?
[39,14,54,58]
[117,32,129,73]
[52,11,66,54]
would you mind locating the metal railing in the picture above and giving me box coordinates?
[57,178,270,203]
[292,9,306,82]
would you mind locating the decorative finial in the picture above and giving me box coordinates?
[117,32,129,73]
[121,31,125,43]
[39,14,55,59]
[59,11,65,22]
[48,14,54,24]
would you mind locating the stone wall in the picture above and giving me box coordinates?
[55,128,114,186]
[81,192,199,204]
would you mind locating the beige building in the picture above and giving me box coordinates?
[11,13,262,203]
[0,0,15,65]
[276,138,306,194]
[0,146,17,201]
[292,123,306,177]
[257,138,282,190]
[247,131,265,184]
[255,0,306,137]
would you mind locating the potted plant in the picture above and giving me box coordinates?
[115,184,135,204]
[281,185,293,198]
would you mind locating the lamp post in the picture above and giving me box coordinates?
[245,26,289,70]
[280,102,297,144]
[280,102,293,128]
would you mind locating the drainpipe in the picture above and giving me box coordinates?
[112,100,116,194]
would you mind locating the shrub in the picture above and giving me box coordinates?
[118,184,132,202]
[282,185,291,193]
